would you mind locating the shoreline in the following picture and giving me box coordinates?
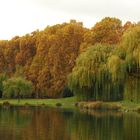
[0,97,77,109]
[0,97,139,113]
[77,101,140,113]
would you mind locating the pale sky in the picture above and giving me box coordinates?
[0,0,139,40]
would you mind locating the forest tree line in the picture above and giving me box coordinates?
[0,17,139,101]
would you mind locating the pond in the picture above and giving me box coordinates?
[0,106,139,140]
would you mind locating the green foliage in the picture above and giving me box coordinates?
[119,24,140,102]
[121,24,140,72]
[0,18,139,101]
[0,73,8,97]
[124,76,140,102]
[69,24,140,102]
[68,44,124,101]
[3,77,33,99]
[107,55,126,82]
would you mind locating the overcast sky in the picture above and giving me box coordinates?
[0,0,139,40]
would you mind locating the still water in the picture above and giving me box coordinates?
[0,106,139,140]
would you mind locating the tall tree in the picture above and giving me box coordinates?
[69,44,124,101]
[83,17,122,46]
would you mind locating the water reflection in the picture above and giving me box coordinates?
[0,107,139,140]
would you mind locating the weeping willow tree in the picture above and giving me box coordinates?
[69,24,140,102]
[3,77,34,100]
[119,24,140,102]
[68,44,124,101]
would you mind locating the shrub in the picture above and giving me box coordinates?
[3,77,34,100]
[56,103,62,107]
[2,101,11,106]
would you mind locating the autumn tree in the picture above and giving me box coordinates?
[15,33,37,67]
[92,17,122,44]
[80,17,123,52]
[0,18,139,101]
[0,41,6,73]
[69,23,140,102]
[28,21,85,97]
[3,38,20,75]
[0,73,8,97]
[123,21,135,32]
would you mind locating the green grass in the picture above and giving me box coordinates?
[119,100,140,112]
[0,97,140,112]
[0,97,77,109]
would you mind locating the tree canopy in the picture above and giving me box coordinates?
[0,18,139,101]
[68,44,124,101]
[68,23,140,102]
[3,77,33,99]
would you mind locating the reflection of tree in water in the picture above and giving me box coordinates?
[66,110,140,140]
[21,108,70,140]
[0,107,32,140]
[0,107,140,140]
[0,107,72,140]
[123,113,140,140]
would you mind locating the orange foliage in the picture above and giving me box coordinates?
[0,18,132,98]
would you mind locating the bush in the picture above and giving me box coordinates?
[75,102,79,107]
[3,77,34,99]
[2,101,11,106]
[56,103,62,107]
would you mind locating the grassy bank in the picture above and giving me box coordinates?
[0,97,140,112]
[77,101,140,113]
[0,97,77,109]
